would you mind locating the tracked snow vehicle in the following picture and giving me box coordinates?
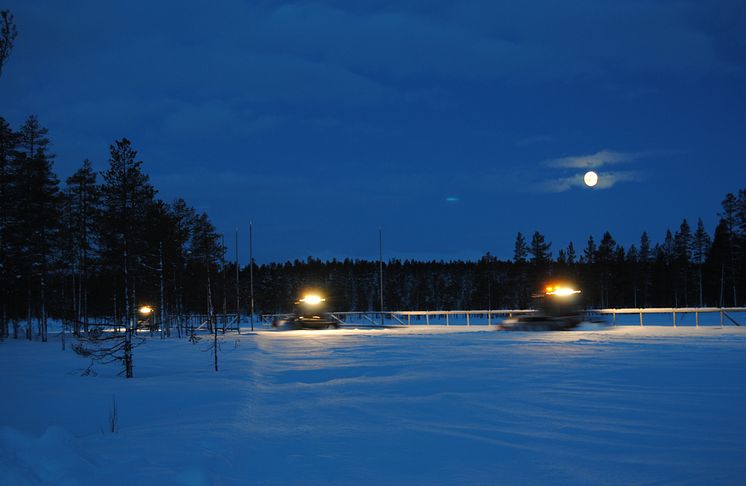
[500,284,583,331]
[272,292,340,330]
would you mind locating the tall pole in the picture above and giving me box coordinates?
[379,228,384,327]
[235,228,240,334]
[221,235,227,329]
[249,221,255,332]
[159,242,165,339]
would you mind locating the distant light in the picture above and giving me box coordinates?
[139,305,154,315]
[446,197,460,203]
[584,171,598,187]
[300,294,325,305]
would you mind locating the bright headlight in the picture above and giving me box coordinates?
[300,294,325,305]
[546,285,580,297]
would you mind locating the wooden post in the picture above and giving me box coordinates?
[466,313,470,327]
[695,310,699,328]
[673,309,677,328]
[639,310,644,327]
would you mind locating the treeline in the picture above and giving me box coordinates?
[253,194,745,313]
[1,115,745,342]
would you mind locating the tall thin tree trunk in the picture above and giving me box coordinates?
[1,300,6,339]
[206,265,214,332]
[124,245,133,379]
[60,274,66,351]
[27,275,32,340]
[173,273,181,339]
[221,235,227,334]
[40,272,47,342]
[159,242,165,339]
[235,229,240,332]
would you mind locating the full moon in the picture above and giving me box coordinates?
[584,171,598,187]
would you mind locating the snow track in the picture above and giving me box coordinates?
[2,326,746,484]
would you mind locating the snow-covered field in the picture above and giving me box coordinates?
[3,325,746,485]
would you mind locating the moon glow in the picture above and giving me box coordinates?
[584,171,598,187]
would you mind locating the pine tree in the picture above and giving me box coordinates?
[566,242,576,265]
[13,116,61,341]
[189,212,224,329]
[719,194,739,305]
[583,236,596,264]
[674,219,693,306]
[639,232,652,306]
[596,232,616,307]
[580,236,597,305]
[529,231,551,265]
[692,218,711,307]
[98,138,156,378]
[626,244,640,307]
[167,198,197,336]
[65,160,100,334]
[736,189,746,303]
[512,232,529,307]
[707,220,731,306]
[513,232,528,263]
[0,117,17,337]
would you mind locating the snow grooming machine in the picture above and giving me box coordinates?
[272,292,341,330]
[500,284,583,331]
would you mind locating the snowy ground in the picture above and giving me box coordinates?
[2,324,746,485]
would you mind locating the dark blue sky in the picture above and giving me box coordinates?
[3,1,745,263]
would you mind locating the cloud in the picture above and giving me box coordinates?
[545,148,683,169]
[536,170,645,193]
[544,150,646,169]
[537,148,660,192]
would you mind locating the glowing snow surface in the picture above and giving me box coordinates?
[2,325,746,484]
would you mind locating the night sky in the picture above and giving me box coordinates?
[3,1,745,263]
